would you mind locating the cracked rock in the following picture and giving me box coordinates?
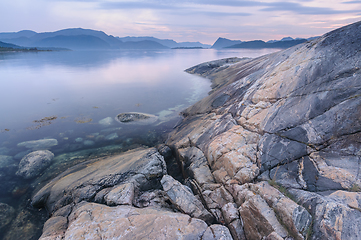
[161,174,215,224]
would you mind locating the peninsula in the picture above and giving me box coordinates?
[26,21,361,239]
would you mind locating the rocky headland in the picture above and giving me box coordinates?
[28,21,361,239]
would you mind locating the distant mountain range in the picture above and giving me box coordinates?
[0,28,211,50]
[211,36,318,49]
[0,28,317,51]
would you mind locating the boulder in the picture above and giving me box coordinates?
[115,112,158,125]
[16,150,54,179]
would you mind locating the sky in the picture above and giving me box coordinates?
[1,0,361,44]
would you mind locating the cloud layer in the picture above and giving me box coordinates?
[1,0,361,44]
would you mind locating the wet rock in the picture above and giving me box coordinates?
[0,203,15,232]
[161,174,214,224]
[42,203,208,240]
[32,148,167,213]
[16,150,54,179]
[104,182,134,206]
[17,138,58,150]
[98,116,113,126]
[115,112,158,125]
[202,224,233,240]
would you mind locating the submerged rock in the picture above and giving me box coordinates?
[98,116,114,126]
[16,150,54,179]
[83,140,94,146]
[115,112,158,125]
[17,138,58,150]
[0,203,15,232]
[105,132,118,140]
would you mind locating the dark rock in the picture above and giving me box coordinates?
[16,150,54,179]
[0,203,15,232]
[228,219,246,240]
[115,112,158,125]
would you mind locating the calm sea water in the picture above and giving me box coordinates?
[0,48,280,239]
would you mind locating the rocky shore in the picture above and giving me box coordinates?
[24,21,361,239]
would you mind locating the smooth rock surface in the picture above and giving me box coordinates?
[40,203,209,240]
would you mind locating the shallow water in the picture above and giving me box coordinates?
[0,48,280,239]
